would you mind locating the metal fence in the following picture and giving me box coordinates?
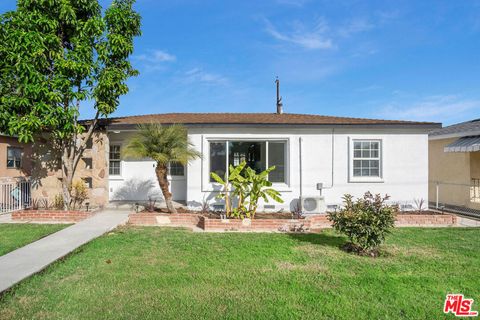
[430,179,480,219]
[471,178,480,203]
[0,178,31,214]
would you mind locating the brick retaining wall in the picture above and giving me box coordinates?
[127,213,458,232]
[12,210,93,222]
[395,214,457,227]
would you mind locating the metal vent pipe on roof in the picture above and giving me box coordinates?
[275,77,283,114]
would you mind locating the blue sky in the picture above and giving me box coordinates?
[1,0,480,125]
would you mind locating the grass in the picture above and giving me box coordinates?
[0,224,70,256]
[0,227,479,319]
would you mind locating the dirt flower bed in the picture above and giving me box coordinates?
[144,208,304,220]
[396,210,445,215]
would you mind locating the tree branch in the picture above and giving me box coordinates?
[73,109,100,172]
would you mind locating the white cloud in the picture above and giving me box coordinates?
[182,68,228,85]
[264,18,334,50]
[338,19,374,38]
[378,95,480,122]
[263,16,375,50]
[134,49,176,64]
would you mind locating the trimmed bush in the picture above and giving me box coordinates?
[328,192,397,255]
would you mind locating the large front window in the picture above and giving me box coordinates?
[209,140,286,183]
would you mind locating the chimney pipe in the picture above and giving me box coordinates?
[275,77,283,114]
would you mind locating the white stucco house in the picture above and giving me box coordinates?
[103,112,440,213]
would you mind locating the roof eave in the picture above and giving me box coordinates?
[106,122,441,131]
[429,130,480,140]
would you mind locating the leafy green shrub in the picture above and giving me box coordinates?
[70,180,89,210]
[53,194,65,210]
[328,192,397,255]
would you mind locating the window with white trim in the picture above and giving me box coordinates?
[109,145,121,176]
[7,147,22,169]
[352,140,381,178]
[209,140,287,183]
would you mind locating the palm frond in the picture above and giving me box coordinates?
[123,123,201,166]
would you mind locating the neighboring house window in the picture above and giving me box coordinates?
[109,145,121,175]
[352,140,381,178]
[209,140,287,183]
[7,147,22,169]
[168,162,185,176]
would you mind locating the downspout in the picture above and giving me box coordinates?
[299,137,303,210]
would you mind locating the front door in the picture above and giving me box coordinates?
[168,162,187,202]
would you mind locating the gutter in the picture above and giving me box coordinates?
[105,122,442,132]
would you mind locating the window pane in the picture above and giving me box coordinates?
[268,142,285,183]
[169,162,185,176]
[109,161,120,175]
[228,141,266,174]
[109,145,120,160]
[7,159,14,168]
[361,149,370,157]
[354,150,361,157]
[109,162,120,176]
[354,142,361,150]
[353,160,361,168]
[210,142,226,182]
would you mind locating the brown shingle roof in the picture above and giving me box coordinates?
[101,113,439,127]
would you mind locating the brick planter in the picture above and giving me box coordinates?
[128,213,203,228]
[12,210,93,222]
[395,214,458,227]
[127,212,459,232]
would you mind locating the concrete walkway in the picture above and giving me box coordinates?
[0,210,129,293]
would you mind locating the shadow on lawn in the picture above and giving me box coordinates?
[288,232,346,249]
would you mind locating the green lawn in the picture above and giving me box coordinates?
[0,227,479,319]
[0,224,69,256]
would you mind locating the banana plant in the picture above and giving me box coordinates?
[210,161,247,217]
[210,161,284,219]
[244,166,284,218]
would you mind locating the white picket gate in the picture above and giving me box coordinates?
[0,178,31,214]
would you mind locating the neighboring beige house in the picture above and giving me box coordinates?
[429,119,480,213]
[0,134,32,179]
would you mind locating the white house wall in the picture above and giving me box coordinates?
[186,127,429,211]
[107,127,429,211]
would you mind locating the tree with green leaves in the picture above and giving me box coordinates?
[0,0,141,208]
[123,123,201,213]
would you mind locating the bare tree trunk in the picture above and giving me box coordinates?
[61,148,74,210]
[58,110,100,210]
[155,163,177,213]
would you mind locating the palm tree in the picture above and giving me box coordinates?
[123,123,201,213]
